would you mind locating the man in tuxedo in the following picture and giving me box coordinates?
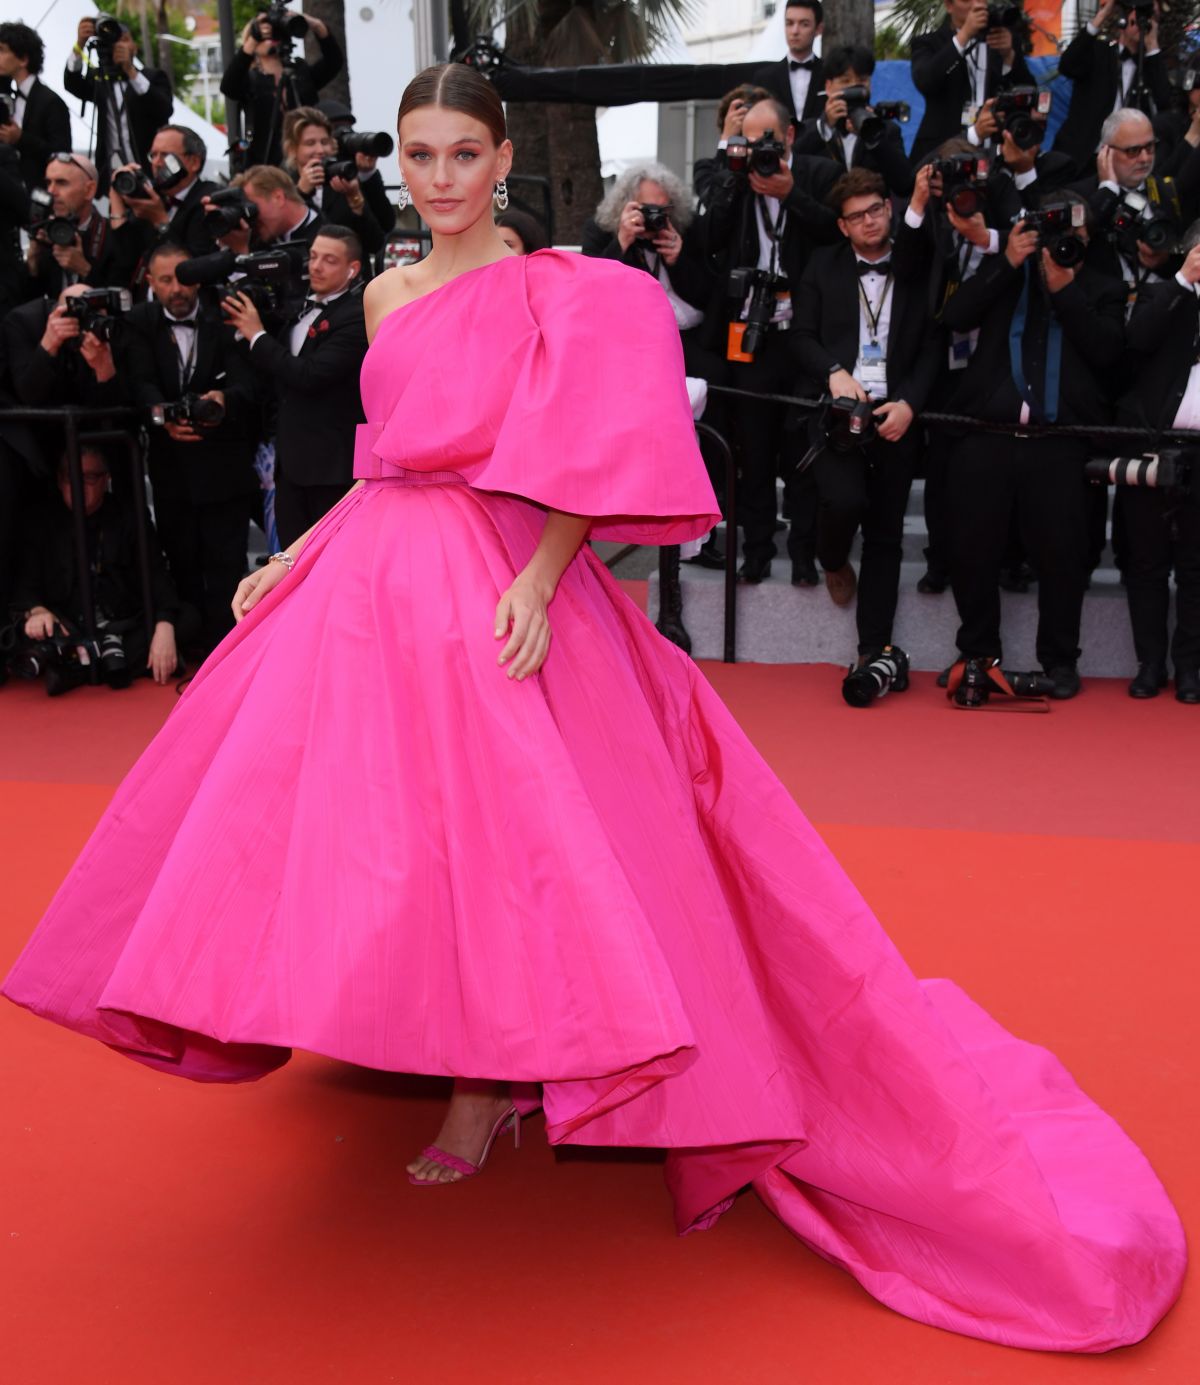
[208,164,325,258]
[108,125,220,275]
[25,154,129,299]
[1112,234,1200,702]
[221,225,366,547]
[795,44,914,198]
[910,0,1033,165]
[698,94,842,582]
[794,169,939,661]
[64,17,173,193]
[0,22,72,193]
[124,242,260,654]
[985,115,1077,227]
[939,191,1127,697]
[752,1,825,130]
[281,107,387,264]
[1055,0,1172,175]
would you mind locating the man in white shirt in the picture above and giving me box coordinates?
[752,1,826,130]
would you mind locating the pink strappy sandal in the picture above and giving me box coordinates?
[407,1104,521,1186]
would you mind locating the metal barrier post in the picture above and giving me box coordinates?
[82,427,156,651]
[696,421,737,664]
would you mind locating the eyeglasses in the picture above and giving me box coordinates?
[50,152,97,180]
[1111,139,1157,158]
[841,201,888,226]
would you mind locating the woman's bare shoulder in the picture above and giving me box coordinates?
[364,265,426,342]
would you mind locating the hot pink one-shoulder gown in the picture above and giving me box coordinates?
[3,249,1186,1351]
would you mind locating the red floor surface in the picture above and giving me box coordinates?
[1,663,1195,1384]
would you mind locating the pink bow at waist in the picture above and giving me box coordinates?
[352,422,467,486]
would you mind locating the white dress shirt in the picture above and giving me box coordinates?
[788,56,817,120]
[640,248,704,332]
[67,48,150,164]
[11,73,36,125]
[854,258,894,399]
[164,304,200,384]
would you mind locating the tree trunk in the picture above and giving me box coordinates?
[304,0,352,109]
[822,0,875,49]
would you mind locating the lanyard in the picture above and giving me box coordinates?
[756,195,787,279]
[858,273,893,345]
[1009,262,1063,423]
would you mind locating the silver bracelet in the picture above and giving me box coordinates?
[268,551,295,570]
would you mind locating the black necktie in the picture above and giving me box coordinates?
[858,259,891,276]
[789,59,816,71]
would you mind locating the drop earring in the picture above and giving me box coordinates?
[493,179,509,211]
[397,180,411,211]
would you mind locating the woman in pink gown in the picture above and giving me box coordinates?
[2,65,1186,1351]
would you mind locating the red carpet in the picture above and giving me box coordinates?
[1,664,1194,1383]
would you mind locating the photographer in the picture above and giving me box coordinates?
[700,94,841,583]
[11,444,187,695]
[1111,233,1200,702]
[752,1,825,129]
[6,281,125,411]
[204,164,323,256]
[0,21,72,193]
[1055,1,1171,175]
[795,44,914,197]
[108,125,220,272]
[794,170,938,662]
[281,107,386,262]
[693,84,773,208]
[984,99,1076,227]
[26,153,128,298]
[910,0,1033,165]
[64,16,173,193]
[221,225,365,547]
[940,191,1126,698]
[220,9,343,170]
[125,242,259,655]
[317,99,396,237]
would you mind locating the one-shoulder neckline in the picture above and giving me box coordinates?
[373,251,536,337]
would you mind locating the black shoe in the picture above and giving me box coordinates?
[1175,668,1200,704]
[1044,664,1081,700]
[1128,663,1167,699]
[45,662,88,698]
[917,569,948,595]
[791,555,819,586]
[686,536,726,570]
[936,664,953,689]
[738,557,773,584]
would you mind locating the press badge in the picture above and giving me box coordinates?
[858,342,888,398]
[961,102,980,130]
[948,330,978,370]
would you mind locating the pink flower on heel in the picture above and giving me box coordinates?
[407,1105,521,1186]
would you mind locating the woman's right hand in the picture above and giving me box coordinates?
[232,560,290,623]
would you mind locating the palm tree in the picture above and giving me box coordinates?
[467,0,694,242]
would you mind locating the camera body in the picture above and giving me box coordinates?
[823,395,878,452]
[321,156,358,184]
[177,245,307,318]
[202,186,260,237]
[933,152,991,218]
[88,14,127,82]
[992,86,1051,151]
[639,203,671,238]
[250,5,309,62]
[113,155,189,203]
[727,266,787,354]
[1116,0,1155,25]
[842,646,909,707]
[151,393,226,429]
[62,287,131,344]
[26,189,79,247]
[726,130,787,178]
[1108,175,1181,255]
[1021,199,1087,268]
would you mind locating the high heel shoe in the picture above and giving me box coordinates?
[407,1104,521,1186]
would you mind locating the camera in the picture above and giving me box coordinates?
[1085,449,1196,494]
[727,266,787,355]
[26,189,79,247]
[1116,0,1155,24]
[824,395,877,451]
[727,131,786,178]
[88,13,128,82]
[1107,175,1181,255]
[150,393,226,429]
[177,245,306,317]
[639,203,671,238]
[842,646,909,707]
[321,155,358,184]
[986,3,1032,50]
[932,152,991,218]
[339,131,394,159]
[1020,199,1087,268]
[835,86,910,152]
[202,186,260,237]
[949,657,1053,708]
[992,86,1051,151]
[113,155,189,203]
[249,5,308,58]
[62,287,131,344]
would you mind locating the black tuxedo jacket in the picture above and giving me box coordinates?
[124,300,260,506]
[247,288,367,488]
[1118,276,1199,431]
[793,240,941,411]
[793,116,914,196]
[113,178,222,291]
[751,57,825,127]
[1055,31,1172,173]
[985,151,1078,227]
[299,181,386,258]
[580,217,717,309]
[910,21,1033,164]
[62,64,174,190]
[1,76,72,191]
[940,252,1126,424]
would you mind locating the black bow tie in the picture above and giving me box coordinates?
[789,58,816,71]
[1122,50,1138,63]
[857,258,891,276]
[298,297,324,316]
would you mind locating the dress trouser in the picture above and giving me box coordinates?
[153,491,250,653]
[680,327,733,513]
[1117,484,1200,672]
[727,331,814,566]
[812,432,917,656]
[947,432,1088,670]
[275,476,354,551]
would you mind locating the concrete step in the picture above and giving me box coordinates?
[648,557,1158,677]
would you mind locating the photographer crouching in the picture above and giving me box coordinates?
[220,225,366,547]
[125,243,260,656]
[940,191,1126,699]
[795,170,939,693]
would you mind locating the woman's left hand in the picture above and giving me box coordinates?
[494,573,553,680]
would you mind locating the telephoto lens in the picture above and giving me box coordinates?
[842,646,910,707]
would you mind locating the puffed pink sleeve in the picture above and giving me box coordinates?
[468,250,722,544]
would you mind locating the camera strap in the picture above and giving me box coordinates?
[1009,262,1063,423]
